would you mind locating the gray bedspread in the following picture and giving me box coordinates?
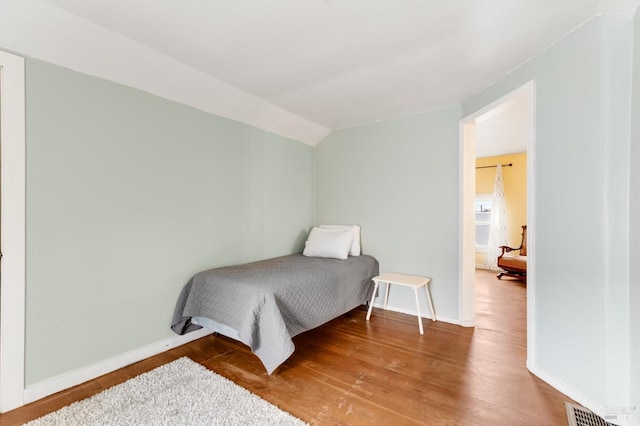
[171,254,379,374]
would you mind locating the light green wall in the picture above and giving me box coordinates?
[314,12,636,414]
[630,8,640,419]
[25,59,313,385]
[19,12,638,414]
[463,16,633,409]
[315,107,461,320]
[600,16,633,408]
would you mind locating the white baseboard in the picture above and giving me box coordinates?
[24,329,213,404]
[21,305,455,406]
[24,316,636,426]
[528,363,638,426]
[458,319,475,327]
[370,302,460,326]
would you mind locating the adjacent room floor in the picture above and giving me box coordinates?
[1,269,571,425]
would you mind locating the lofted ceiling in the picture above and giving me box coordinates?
[0,0,638,145]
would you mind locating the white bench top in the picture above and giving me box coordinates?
[372,273,431,288]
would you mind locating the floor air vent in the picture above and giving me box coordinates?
[565,402,615,426]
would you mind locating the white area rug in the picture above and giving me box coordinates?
[26,357,307,426]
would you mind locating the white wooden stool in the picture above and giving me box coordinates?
[365,272,436,334]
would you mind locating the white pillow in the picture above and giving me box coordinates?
[319,224,361,256]
[303,227,354,260]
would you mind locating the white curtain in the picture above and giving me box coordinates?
[486,163,509,270]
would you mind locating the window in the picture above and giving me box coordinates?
[475,194,492,252]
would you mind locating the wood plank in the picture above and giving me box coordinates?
[0,269,571,425]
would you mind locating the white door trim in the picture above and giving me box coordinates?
[458,80,536,366]
[0,49,26,413]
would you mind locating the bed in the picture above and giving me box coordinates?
[171,243,379,374]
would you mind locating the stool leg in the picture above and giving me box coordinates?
[425,283,436,322]
[413,288,424,335]
[383,282,391,310]
[366,282,379,321]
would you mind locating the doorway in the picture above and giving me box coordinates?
[0,49,26,412]
[459,81,536,367]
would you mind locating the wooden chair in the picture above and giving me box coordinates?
[497,225,527,281]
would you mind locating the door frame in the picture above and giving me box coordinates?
[458,80,536,366]
[0,49,26,412]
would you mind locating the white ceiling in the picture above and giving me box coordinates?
[475,91,529,158]
[1,0,638,145]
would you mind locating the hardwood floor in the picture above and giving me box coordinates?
[1,269,571,425]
